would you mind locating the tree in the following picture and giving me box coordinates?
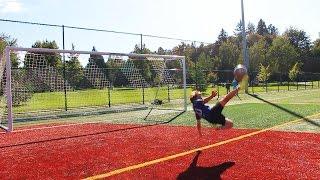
[249,38,268,71]
[218,40,240,70]
[209,29,229,57]
[267,24,278,36]
[311,39,320,57]
[133,44,152,54]
[267,36,299,74]
[247,33,263,47]
[232,20,246,48]
[65,44,84,88]
[199,51,214,85]
[247,22,256,34]
[191,66,206,91]
[0,33,20,68]
[288,62,301,82]
[256,19,268,36]
[32,40,59,49]
[190,52,213,91]
[234,20,243,36]
[257,64,271,84]
[217,29,228,44]
[31,40,61,68]
[90,46,106,70]
[157,47,165,55]
[212,56,222,70]
[214,40,240,82]
[207,72,218,84]
[132,44,152,83]
[106,57,121,85]
[197,52,213,71]
[284,27,311,57]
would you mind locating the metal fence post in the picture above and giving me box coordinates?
[217,83,220,98]
[5,47,13,132]
[108,85,111,107]
[278,73,280,92]
[142,85,145,105]
[311,73,313,89]
[304,73,307,90]
[140,34,143,52]
[62,25,68,111]
[265,81,267,93]
[167,85,170,102]
[251,80,254,94]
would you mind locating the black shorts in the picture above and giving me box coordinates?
[206,102,226,125]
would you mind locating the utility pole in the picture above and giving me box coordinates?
[241,0,249,93]
[241,0,249,69]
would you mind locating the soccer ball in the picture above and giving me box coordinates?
[234,64,247,82]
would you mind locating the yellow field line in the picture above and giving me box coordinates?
[83,112,320,180]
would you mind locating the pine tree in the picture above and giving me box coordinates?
[256,19,268,36]
[65,44,84,88]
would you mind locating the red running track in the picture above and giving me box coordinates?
[0,123,319,179]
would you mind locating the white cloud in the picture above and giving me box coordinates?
[0,0,23,13]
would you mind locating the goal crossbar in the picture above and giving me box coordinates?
[6,47,185,60]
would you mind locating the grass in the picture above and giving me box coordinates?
[276,116,320,133]
[5,82,320,133]
[166,103,320,129]
[12,80,320,113]
[13,87,192,113]
[251,81,320,93]
[8,88,320,133]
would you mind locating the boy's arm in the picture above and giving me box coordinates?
[203,89,217,104]
[196,118,202,137]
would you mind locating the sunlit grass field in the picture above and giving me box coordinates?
[10,87,320,132]
[13,81,320,114]
[13,87,189,113]
[171,103,320,129]
[175,88,320,131]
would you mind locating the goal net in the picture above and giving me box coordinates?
[0,47,187,132]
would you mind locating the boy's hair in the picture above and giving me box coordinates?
[190,90,201,103]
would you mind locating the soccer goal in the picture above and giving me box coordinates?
[0,46,187,132]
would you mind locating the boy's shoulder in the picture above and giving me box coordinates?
[193,98,203,103]
[193,98,204,107]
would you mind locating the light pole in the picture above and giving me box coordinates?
[241,0,249,69]
[241,0,249,93]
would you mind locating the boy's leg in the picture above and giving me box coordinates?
[210,87,238,129]
[219,87,239,107]
[217,118,233,130]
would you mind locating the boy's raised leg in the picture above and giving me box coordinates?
[219,86,240,107]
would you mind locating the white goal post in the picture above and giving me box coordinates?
[0,46,187,132]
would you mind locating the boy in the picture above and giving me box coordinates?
[190,85,240,136]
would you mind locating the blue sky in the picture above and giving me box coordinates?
[1,0,320,54]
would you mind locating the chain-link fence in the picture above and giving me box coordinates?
[187,69,320,97]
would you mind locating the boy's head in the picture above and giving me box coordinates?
[190,90,201,103]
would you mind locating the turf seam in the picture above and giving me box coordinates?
[83,112,320,179]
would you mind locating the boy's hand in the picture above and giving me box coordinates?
[232,79,238,90]
[211,89,217,97]
[236,84,241,91]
